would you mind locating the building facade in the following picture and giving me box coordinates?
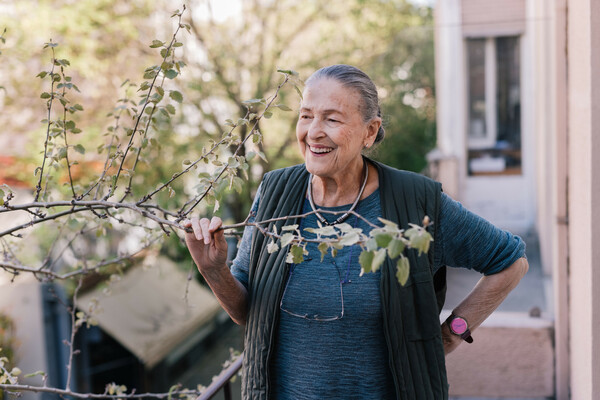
[433,0,600,398]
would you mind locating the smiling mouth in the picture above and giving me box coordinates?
[308,145,334,154]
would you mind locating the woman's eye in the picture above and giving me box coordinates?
[327,118,339,123]
[300,114,312,119]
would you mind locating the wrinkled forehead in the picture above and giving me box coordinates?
[301,78,362,114]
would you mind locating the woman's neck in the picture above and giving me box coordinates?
[310,159,377,207]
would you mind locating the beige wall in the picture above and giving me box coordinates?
[567,0,600,398]
[462,0,526,36]
[550,0,569,398]
[0,276,46,400]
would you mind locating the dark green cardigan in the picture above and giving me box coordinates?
[242,160,448,399]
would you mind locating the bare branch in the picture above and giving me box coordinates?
[179,74,291,218]
[0,236,159,280]
[65,277,83,390]
[35,44,58,202]
[107,9,186,200]
[0,384,201,400]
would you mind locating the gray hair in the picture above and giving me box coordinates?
[305,64,385,144]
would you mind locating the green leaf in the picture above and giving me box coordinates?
[37,72,47,79]
[257,151,268,163]
[40,92,51,99]
[150,39,164,48]
[263,111,273,119]
[280,233,294,247]
[169,90,183,103]
[371,248,387,273]
[231,177,244,194]
[396,256,410,286]
[287,245,305,264]
[387,239,405,259]
[281,224,298,232]
[359,250,375,275]
[182,159,191,165]
[74,144,85,154]
[365,238,378,251]
[277,69,299,76]
[24,371,46,379]
[405,225,433,255]
[338,231,360,246]
[335,223,354,233]
[166,104,176,114]
[305,225,337,237]
[377,217,399,228]
[0,189,4,206]
[242,98,264,105]
[276,104,292,111]
[318,242,328,262]
[375,232,393,248]
[165,69,178,79]
[267,240,279,254]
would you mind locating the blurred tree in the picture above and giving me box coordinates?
[0,0,164,163]
[0,0,436,247]
[181,0,436,221]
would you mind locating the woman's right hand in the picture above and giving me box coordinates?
[182,216,229,275]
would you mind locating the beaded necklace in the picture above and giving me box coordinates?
[307,160,368,226]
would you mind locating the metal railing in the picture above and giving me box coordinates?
[197,352,243,400]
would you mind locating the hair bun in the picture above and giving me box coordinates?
[375,125,385,144]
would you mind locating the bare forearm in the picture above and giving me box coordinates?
[443,257,529,352]
[200,264,248,325]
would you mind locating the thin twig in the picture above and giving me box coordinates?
[0,237,159,280]
[0,384,201,400]
[137,118,242,206]
[35,45,57,202]
[107,8,186,200]
[179,75,290,218]
[60,66,77,199]
[65,276,83,390]
[82,97,128,200]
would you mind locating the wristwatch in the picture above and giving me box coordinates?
[445,314,474,343]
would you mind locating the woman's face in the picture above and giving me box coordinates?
[296,78,379,180]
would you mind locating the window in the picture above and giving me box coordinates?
[467,36,521,176]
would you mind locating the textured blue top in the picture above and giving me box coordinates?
[230,185,525,399]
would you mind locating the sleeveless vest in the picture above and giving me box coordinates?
[242,160,448,399]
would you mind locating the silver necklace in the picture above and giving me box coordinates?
[307,160,369,226]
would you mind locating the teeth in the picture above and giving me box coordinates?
[310,145,333,154]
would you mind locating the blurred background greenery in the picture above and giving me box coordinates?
[0,0,435,219]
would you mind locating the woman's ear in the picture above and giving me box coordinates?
[365,117,382,147]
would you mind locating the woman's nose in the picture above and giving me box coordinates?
[307,119,325,139]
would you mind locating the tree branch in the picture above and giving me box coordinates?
[0,384,201,400]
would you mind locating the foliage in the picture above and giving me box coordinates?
[365,4,437,172]
[0,1,436,399]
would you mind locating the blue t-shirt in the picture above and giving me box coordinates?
[230,184,525,399]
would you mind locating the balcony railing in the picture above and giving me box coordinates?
[197,352,243,400]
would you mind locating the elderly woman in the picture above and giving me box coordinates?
[183,64,528,400]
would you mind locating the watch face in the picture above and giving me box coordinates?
[450,317,468,334]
